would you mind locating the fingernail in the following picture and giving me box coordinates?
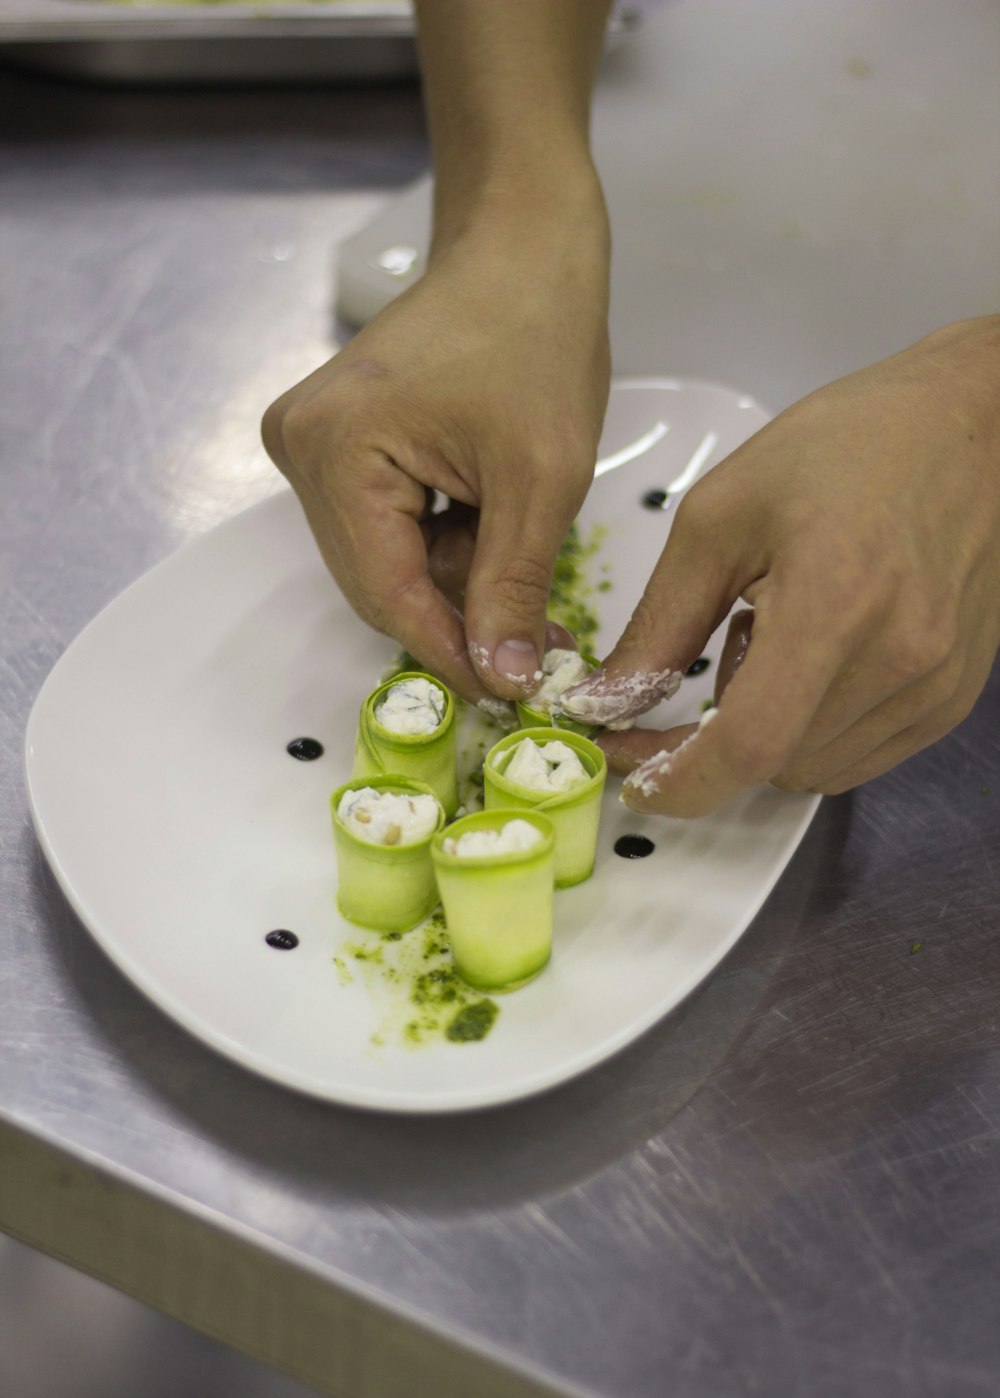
[560,666,683,727]
[544,621,577,653]
[492,638,539,688]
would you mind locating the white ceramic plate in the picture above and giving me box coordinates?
[25,377,818,1113]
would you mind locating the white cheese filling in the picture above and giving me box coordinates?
[530,648,592,715]
[500,737,589,793]
[443,819,543,859]
[375,678,445,735]
[337,788,440,846]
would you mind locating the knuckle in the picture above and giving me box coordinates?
[818,541,878,628]
[260,394,292,470]
[883,611,960,688]
[920,615,961,675]
[260,394,323,479]
[919,651,963,709]
[537,433,596,485]
[771,763,812,793]
[723,726,790,785]
[278,398,325,466]
[883,637,927,687]
[623,590,665,654]
[936,687,978,734]
[491,554,553,617]
[272,388,360,481]
[351,594,385,631]
[672,479,720,536]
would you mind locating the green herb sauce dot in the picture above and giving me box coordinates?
[446,1001,499,1042]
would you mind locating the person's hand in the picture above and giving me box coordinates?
[261,203,610,708]
[563,316,1000,816]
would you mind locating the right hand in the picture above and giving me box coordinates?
[261,204,611,705]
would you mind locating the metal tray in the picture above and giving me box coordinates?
[0,0,418,81]
[0,1,640,85]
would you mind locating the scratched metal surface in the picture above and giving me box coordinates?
[2,2,1000,1395]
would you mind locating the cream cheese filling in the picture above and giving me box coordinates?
[529,648,592,715]
[337,788,440,846]
[443,819,544,859]
[375,678,445,735]
[501,737,589,793]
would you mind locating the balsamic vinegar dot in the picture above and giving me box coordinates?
[642,488,668,510]
[287,737,324,761]
[265,929,300,950]
[685,657,711,677]
[614,835,655,859]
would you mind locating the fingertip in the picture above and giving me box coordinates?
[444,646,494,705]
[544,621,578,653]
[561,663,684,728]
[615,717,726,816]
[620,787,655,815]
[598,723,699,774]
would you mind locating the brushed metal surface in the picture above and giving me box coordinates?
[0,1232,326,1398]
[2,3,1000,1396]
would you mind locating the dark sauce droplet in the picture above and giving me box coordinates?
[265,929,299,950]
[685,657,711,677]
[615,835,655,860]
[642,488,669,510]
[287,737,324,761]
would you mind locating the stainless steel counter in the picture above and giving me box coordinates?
[2,3,999,1396]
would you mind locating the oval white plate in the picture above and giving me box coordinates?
[25,378,818,1113]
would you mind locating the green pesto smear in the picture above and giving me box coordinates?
[337,912,498,1049]
[340,521,610,1045]
[548,522,609,655]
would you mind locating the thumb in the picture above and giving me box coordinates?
[463,477,583,698]
[559,492,745,728]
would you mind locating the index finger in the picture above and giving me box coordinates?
[295,474,496,708]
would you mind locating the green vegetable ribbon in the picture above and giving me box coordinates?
[483,728,606,888]
[514,652,600,736]
[352,670,459,818]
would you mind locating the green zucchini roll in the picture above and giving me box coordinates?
[431,809,556,992]
[331,775,445,933]
[515,648,599,736]
[483,728,607,888]
[352,671,459,817]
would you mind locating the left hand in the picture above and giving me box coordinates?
[562,316,1000,816]
[261,196,610,709]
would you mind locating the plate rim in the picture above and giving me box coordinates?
[23,375,817,1114]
